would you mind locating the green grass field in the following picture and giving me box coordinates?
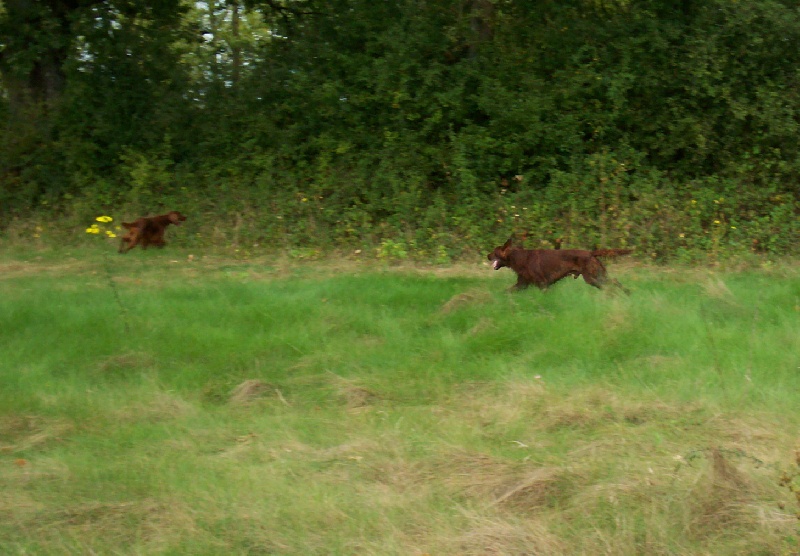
[1,246,799,555]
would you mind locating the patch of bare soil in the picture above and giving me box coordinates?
[0,259,93,280]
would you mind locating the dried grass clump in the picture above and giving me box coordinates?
[229,379,271,405]
[316,439,379,462]
[491,467,569,513]
[703,276,734,299]
[95,352,155,375]
[0,415,74,453]
[11,498,197,549]
[111,391,196,424]
[635,354,684,371]
[340,385,379,409]
[537,388,621,431]
[686,448,756,537]
[362,458,429,493]
[327,374,381,409]
[440,289,493,314]
[537,387,685,432]
[434,450,575,514]
[602,301,633,334]
[435,450,518,498]
[468,317,494,336]
[452,514,565,555]
[454,379,547,428]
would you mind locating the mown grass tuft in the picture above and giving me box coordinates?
[1,248,799,554]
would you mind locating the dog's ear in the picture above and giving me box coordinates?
[503,236,514,249]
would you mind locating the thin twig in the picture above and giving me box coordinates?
[101,249,131,335]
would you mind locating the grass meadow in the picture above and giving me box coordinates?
[1,245,799,555]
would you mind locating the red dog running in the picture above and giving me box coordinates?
[487,237,631,291]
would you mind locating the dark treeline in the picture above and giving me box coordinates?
[1,0,798,260]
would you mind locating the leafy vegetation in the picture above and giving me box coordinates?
[0,250,799,553]
[1,1,798,259]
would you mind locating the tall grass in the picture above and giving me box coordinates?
[1,247,799,554]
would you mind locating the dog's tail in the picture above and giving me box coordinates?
[122,221,135,229]
[592,248,633,258]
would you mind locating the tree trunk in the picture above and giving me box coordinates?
[468,0,494,57]
[230,0,241,85]
[0,0,100,119]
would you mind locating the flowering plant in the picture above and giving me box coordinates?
[86,215,129,329]
[86,216,117,238]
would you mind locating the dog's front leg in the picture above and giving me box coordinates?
[510,278,531,292]
[118,236,134,254]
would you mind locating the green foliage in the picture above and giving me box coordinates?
[0,0,798,259]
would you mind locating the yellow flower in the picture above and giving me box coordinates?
[105,231,117,238]
[86,227,100,234]
[714,220,720,224]
[96,216,113,223]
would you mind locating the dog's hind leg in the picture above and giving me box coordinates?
[609,278,630,295]
[580,258,610,290]
[580,268,605,289]
[585,271,629,294]
[597,261,629,294]
[582,274,605,289]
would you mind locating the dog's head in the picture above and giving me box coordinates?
[167,211,187,225]
[487,237,514,270]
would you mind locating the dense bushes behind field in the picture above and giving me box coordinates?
[1,0,798,260]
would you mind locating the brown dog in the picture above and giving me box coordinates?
[487,237,631,291]
[118,211,187,253]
